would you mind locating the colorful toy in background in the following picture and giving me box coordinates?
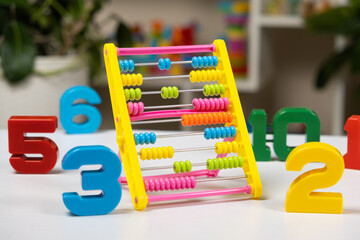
[264,0,331,16]
[218,1,249,78]
[127,21,200,77]
[104,39,263,211]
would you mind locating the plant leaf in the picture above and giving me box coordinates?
[315,45,354,88]
[1,21,36,84]
[0,0,29,7]
[116,22,133,48]
[306,6,360,35]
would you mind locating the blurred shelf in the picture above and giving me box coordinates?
[259,15,304,28]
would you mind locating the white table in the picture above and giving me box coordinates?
[0,129,359,240]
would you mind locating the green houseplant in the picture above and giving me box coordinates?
[0,0,133,84]
[305,0,360,89]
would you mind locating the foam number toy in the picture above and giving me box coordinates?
[62,146,122,216]
[285,142,344,214]
[273,108,320,161]
[8,116,58,174]
[104,39,262,211]
[344,115,360,170]
[249,109,271,161]
[60,86,102,134]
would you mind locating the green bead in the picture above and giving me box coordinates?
[219,84,225,94]
[135,88,141,100]
[124,89,130,101]
[161,87,168,99]
[185,160,192,172]
[172,86,179,99]
[173,161,180,173]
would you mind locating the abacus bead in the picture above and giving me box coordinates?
[204,128,211,139]
[203,56,209,67]
[230,126,236,137]
[139,133,145,145]
[119,60,125,71]
[129,59,135,72]
[134,133,140,145]
[164,58,171,70]
[198,57,204,68]
[150,132,156,144]
[172,86,179,98]
[125,89,130,101]
[158,58,165,70]
[213,56,219,67]
[135,88,142,100]
[192,56,198,68]
[208,56,214,67]
[124,60,130,71]
[185,160,192,172]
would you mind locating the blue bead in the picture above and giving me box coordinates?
[230,126,237,137]
[204,128,211,139]
[214,127,221,139]
[119,60,125,71]
[158,58,165,70]
[150,132,156,144]
[164,58,171,70]
[220,127,227,138]
[129,59,135,72]
[139,133,145,145]
[224,127,231,138]
[134,133,140,145]
[213,56,218,67]
[192,56,198,68]
[124,60,130,71]
[203,56,210,67]
[198,57,204,68]
[208,56,214,67]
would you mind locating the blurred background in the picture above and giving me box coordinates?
[0,0,358,135]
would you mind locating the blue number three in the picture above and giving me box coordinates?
[62,146,122,216]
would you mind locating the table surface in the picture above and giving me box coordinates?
[0,129,359,240]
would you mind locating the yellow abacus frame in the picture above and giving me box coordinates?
[104,39,262,210]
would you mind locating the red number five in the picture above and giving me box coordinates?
[8,116,59,174]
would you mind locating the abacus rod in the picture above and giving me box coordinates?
[141,88,203,96]
[137,146,215,155]
[144,104,193,110]
[140,162,205,171]
[156,131,204,138]
[131,118,182,125]
[143,75,190,81]
[196,175,247,182]
[134,60,192,67]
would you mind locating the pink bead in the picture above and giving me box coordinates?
[127,102,134,114]
[223,97,230,110]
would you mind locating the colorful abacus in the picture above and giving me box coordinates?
[104,40,262,210]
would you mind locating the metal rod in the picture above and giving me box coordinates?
[156,131,203,138]
[131,118,182,125]
[141,162,205,172]
[196,175,247,182]
[141,88,203,96]
[137,146,215,155]
[144,104,193,110]
[134,60,192,67]
[143,75,190,81]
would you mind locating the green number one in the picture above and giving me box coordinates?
[249,109,271,161]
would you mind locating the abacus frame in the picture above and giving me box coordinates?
[104,40,262,210]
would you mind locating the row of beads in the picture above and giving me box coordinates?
[119,56,219,72]
[181,112,233,127]
[133,126,237,145]
[124,84,226,101]
[144,176,196,192]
